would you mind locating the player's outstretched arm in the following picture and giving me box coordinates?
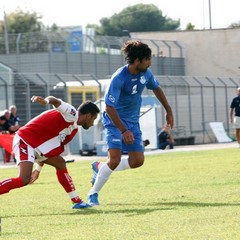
[31,96,61,108]
[153,87,174,128]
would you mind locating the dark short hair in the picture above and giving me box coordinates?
[0,115,6,121]
[77,101,100,116]
[122,40,152,64]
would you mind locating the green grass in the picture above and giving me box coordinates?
[1,148,240,240]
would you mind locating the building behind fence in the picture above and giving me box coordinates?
[0,32,185,78]
[0,32,239,151]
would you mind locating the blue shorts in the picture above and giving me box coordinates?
[104,120,144,153]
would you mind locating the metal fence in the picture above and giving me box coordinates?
[0,32,185,78]
[0,69,239,145]
[0,32,239,146]
[0,32,183,57]
[153,76,240,144]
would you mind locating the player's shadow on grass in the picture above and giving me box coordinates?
[71,207,173,216]
[4,201,240,218]
[70,201,240,216]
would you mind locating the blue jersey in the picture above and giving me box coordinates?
[104,65,159,123]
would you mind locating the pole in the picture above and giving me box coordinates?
[3,11,9,54]
[208,0,212,29]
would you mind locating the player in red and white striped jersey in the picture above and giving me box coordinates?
[0,95,100,209]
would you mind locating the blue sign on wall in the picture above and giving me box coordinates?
[68,30,83,52]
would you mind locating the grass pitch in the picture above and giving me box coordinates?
[1,148,240,240]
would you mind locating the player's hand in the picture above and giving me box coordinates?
[122,130,135,145]
[31,96,48,106]
[30,169,40,184]
[166,111,174,128]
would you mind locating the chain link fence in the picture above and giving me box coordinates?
[0,32,239,146]
[153,76,240,144]
[0,32,185,78]
[0,69,239,145]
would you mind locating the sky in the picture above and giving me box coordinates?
[0,0,239,30]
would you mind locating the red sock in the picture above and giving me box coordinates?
[0,177,24,194]
[96,162,100,170]
[56,168,81,203]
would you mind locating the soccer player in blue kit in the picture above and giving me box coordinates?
[88,40,174,205]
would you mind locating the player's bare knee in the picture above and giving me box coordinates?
[129,157,144,168]
[55,161,66,170]
[134,159,144,168]
[108,158,121,170]
[20,175,31,185]
[44,156,66,170]
[138,159,144,167]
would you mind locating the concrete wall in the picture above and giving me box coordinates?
[131,28,240,77]
[0,51,184,78]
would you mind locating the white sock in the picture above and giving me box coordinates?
[89,157,131,195]
[114,157,130,171]
[97,157,130,171]
[89,163,112,194]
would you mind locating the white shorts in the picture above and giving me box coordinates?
[13,134,47,166]
[233,116,240,129]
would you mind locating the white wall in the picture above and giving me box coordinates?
[131,28,240,77]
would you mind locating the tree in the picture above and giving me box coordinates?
[0,9,51,54]
[185,23,195,30]
[97,4,180,36]
[0,9,43,34]
[45,23,60,32]
[229,21,240,28]
[86,24,103,35]
[0,10,65,55]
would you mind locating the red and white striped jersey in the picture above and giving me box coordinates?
[17,100,79,157]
